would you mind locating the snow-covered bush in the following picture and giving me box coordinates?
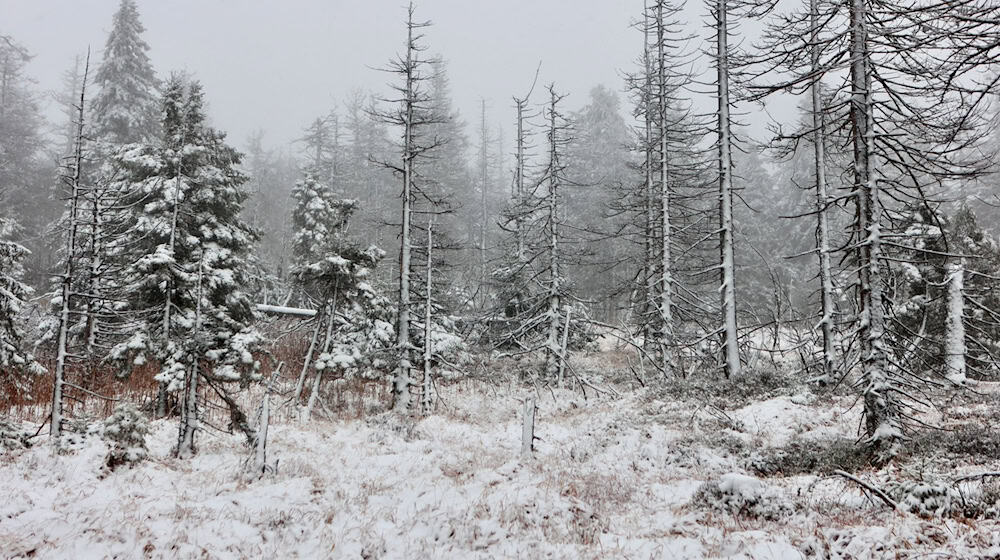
[750,436,871,476]
[961,480,1000,519]
[102,403,150,469]
[58,417,104,452]
[691,473,793,520]
[880,479,961,518]
[0,417,32,454]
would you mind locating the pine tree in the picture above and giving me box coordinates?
[109,75,261,455]
[0,217,44,404]
[0,34,53,289]
[90,0,160,146]
[565,85,632,321]
[290,190,392,419]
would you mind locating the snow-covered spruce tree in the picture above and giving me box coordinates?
[287,149,394,416]
[0,217,44,404]
[291,193,393,419]
[343,91,396,262]
[749,0,1000,460]
[109,75,262,456]
[102,402,150,469]
[0,34,54,289]
[241,131,298,282]
[90,0,160,147]
[564,85,631,323]
[420,60,475,299]
[48,1,160,376]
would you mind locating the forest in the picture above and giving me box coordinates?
[4,0,1000,557]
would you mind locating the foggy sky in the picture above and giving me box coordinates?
[3,1,777,153]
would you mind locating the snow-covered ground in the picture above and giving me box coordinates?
[3,376,1000,559]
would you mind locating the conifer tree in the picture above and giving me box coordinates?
[0,217,44,403]
[90,0,160,146]
[0,34,52,289]
[109,75,261,454]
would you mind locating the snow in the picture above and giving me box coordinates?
[3,381,999,558]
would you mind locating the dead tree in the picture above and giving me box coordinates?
[748,0,1000,460]
[51,52,92,440]
[712,0,741,379]
[371,3,446,413]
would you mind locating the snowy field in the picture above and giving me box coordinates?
[3,368,1000,559]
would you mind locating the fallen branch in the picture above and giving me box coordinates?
[832,470,900,511]
[255,304,317,318]
[953,472,1000,484]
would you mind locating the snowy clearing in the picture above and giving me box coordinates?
[4,378,1000,559]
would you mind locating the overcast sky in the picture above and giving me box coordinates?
[3,0,774,152]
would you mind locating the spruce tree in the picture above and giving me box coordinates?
[109,75,261,453]
[0,217,44,403]
[90,0,160,146]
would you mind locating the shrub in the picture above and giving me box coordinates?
[887,479,961,518]
[690,473,793,520]
[0,417,31,454]
[102,403,150,469]
[750,436,872,476]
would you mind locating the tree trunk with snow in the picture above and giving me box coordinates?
[654,0,675,377]
[176,256,203,458]
[304,302,336,422]
[944,260,967,386]
[51,53,91,440]
[543,87,564,380]
[421,220,434,415]
[811,0,836,385]
[293,314,323,404]
[392,5,420,413]
[479,100,489,291]
[715,0,740,379]
[513,96,528,267]
[850,0,900,459]
[521,396,536,458]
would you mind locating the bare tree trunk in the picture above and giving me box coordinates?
[716,0,740,378]
[304,301,336,422]
[521,396,535,458]
[479,100,489,291]
[851,0,899,458]
[811,0,836,384]
[558,305,572,388]
[421,220,434,415]
[514,98,527,266]
[51,52,91,440]
[945,261,967,386]
[393,7,418,413]
[642,8,657,350]
[544,87,563,380]
[655,1,675,377]
[293,314,323,403]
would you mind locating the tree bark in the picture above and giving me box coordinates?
[716,0,740,378]
[944,261,967,385]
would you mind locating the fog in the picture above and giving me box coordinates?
[3,0,657,145]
